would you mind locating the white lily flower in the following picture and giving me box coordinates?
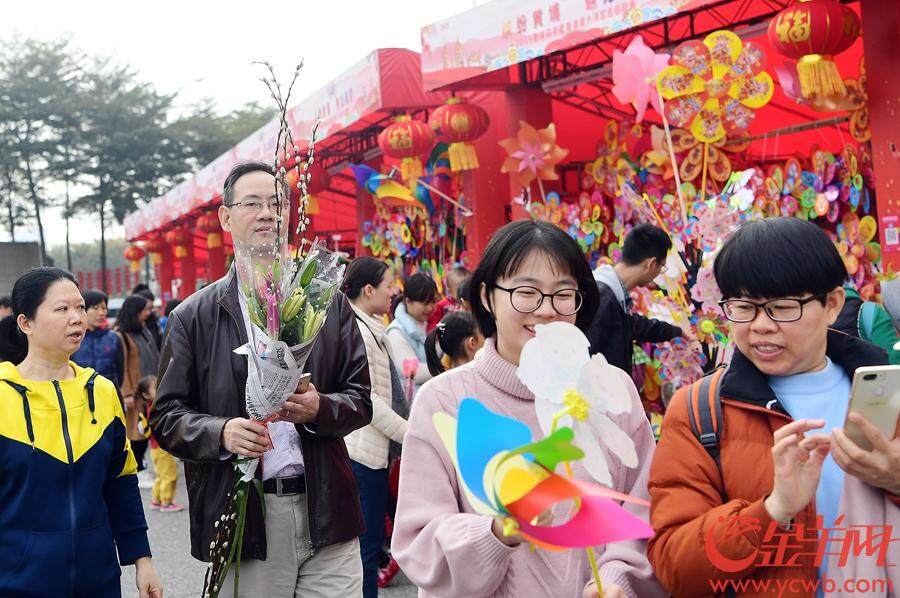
[518,322,638,487]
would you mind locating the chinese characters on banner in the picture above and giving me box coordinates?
[421,0,718,90]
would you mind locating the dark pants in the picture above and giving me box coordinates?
[351,460,388,598]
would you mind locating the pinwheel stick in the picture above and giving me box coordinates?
[549,405,605,598]
[536,178,548,205]
[700,142,709,204]
[656,88,688,224]
[414,178,474,217]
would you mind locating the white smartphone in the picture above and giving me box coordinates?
[296,372,312,393]
[845,365,900,451]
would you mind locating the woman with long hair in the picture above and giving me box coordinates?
[392,221,665,598]
[115,294,160,476]
[342,257,409,598]
[385,272,438,396]
[0,267,162,597]
[424,311,483,376]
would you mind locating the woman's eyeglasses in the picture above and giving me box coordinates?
[718,294,826,323]
[493,285,583,316]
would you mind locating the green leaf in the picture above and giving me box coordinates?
[300,259,317,287]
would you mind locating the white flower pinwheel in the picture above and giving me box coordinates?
[517,322,638,487]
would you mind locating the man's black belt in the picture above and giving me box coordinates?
[262,474,306,496]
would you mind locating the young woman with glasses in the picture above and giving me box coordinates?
[648,218,900,596]
[391,220,666,598]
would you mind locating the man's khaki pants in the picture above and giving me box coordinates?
[220,491,363,597]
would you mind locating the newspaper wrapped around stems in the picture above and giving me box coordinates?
[232,239,347,480]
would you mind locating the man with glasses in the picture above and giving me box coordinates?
[647,217,899,596]
[151,162,372,596]
[586,223,683,372]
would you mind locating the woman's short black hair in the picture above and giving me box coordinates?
[714,217,848,300]
[0,267,78,364]
[456,277,472,304]
[343,256,390,300]
[115,294,150,335]
[82,289,108,310]
[468,220,599,339]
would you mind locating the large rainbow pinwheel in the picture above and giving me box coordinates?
[432,398,653,550]
[657,30,774,143]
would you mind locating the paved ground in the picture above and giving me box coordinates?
[120,464,416,598]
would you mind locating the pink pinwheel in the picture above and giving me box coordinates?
[687,200,740,252]
[612,35,671,122]
[654,337,707,387]
[691,264,723,315]
[500,121,569,187]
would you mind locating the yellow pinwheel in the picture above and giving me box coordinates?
[657,30,774,143]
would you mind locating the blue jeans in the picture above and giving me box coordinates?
[351,461,388,598]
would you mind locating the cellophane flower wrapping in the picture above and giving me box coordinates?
[232,239,345,480]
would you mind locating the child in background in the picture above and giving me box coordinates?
[427,266,471,331]
[424,311,484,376]
[134,375,183,513]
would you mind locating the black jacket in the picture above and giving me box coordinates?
[586,280,682,371]
[150,269,372,562]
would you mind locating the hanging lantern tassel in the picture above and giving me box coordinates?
[448,141,479,171]
[400,157,425,191]
[797,55,845,99]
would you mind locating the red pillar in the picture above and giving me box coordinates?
[861,0,900,271]
[157,246,174,302]
[179,237,197,298]
[207,243,226,282]
[462,88,555,261]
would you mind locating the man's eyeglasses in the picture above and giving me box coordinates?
[228,199,290,214]
[493,285,583,316]
[718,293,826,323]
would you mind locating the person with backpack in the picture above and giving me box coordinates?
[833,283,900,364]
[647,218,900,597]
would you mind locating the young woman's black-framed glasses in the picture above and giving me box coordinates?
[718,293,826,323]
[493,285,584,316]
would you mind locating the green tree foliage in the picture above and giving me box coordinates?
[0,36,270,290]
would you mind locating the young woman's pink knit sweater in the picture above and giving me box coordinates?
[391,339,666,598]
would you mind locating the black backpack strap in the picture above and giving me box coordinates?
[687,366,729,502]
[86,372,99,424]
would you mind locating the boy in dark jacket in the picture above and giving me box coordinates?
[586,223,683,372]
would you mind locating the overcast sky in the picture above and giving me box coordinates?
[2,0,479,247]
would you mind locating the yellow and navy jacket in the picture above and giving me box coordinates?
[0,361,150,597]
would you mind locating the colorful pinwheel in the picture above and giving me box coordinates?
[500,121,570,187]
[612,35,671,122]
[432,398,654,549]
[657,30,774,143]
[654,337,707,388]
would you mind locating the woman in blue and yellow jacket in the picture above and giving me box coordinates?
[0,267,162,598]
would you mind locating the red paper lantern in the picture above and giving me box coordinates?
[123,244,145,272]
[378,115,436,189]
[144,234,165,265]
[768,0,860,100]
[197,213,222,249]
[428,98,490,172]
[164,227,191,260]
